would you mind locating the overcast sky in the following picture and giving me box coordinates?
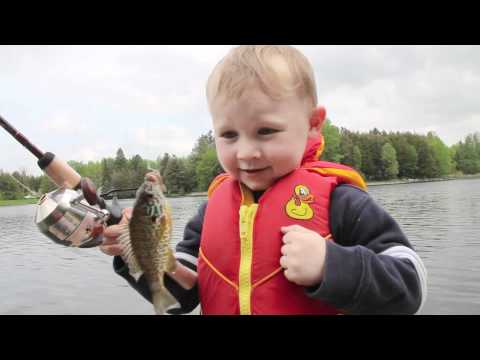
[1,45,479,176]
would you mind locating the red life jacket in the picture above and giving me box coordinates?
[198,137,366,315]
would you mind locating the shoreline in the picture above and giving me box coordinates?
[368,174,480,187]
[2,175,480,206]
[0,198,39,207]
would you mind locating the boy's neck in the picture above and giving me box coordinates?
[252,190,264,203]
[240,183,265,203]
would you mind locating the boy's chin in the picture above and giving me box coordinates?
[239,179,271,192]
[245,184,268,192]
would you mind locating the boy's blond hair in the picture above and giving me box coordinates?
[207,45,318,108]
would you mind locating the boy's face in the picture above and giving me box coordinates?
[211,86,320,191]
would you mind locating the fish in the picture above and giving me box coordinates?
[117,170,177,315]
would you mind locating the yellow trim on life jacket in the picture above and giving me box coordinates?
[239,183,254,205]
[252,267,283,289]
[238,204,257,315]
[199,247,238,290]
[308,167,367,191]
[238,184,257,315]
[207,174,230,198]
[314,135,325,160]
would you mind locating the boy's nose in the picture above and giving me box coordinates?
[236,140,261,161]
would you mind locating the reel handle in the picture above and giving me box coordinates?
[105,197,123,226]
[80,178,123,226]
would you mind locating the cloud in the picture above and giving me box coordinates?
[1,45,480,176]
[42,112,88,136]
[130,124,196,157]
[295,45,480,145]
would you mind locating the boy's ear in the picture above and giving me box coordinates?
[308,106,326,138]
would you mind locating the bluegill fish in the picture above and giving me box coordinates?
[118,171,177,314]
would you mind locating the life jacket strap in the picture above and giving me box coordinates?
[199,247,238,291]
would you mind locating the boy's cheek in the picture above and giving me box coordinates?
[216,151,234,175]
[216,145,233,164]
[215,142,227,158]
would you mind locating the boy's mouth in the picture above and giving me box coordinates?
[240,167,270,174]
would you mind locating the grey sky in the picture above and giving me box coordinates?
[1,45,479,176]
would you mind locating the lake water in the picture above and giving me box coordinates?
[1,178,479,315]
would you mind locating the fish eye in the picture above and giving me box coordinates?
[299,187,308,196]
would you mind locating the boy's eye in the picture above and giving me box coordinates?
[258,128,278,135]
[221,131,237,139]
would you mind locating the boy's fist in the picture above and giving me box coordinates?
[279,225,327,287]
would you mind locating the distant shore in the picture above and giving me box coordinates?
[2,174,480,206]
[368,174,480,187]
[178,175,480,191]
[0,198,39,207]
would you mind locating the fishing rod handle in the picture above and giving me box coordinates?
[38,152,82,190]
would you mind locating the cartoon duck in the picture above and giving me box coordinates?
[285,185,315,220]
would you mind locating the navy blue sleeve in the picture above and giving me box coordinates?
[305,184,427,314]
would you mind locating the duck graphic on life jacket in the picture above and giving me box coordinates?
[285,184,315,220]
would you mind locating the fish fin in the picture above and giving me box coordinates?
[151,285,177,315]
[117,224,143,281]
[166,248,177,273]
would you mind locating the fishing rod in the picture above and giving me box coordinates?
[0,114,123,248]
[0,115,82,190]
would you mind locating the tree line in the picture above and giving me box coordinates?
[321,121,479,181]
[0,131,223,200]
[1,123,480,200]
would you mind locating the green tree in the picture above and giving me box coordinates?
[352,145,363,171]
[39,175,57,194]
[454,134,480,174]
[101,158,114,192]
[163,156,186,195]
[449,145,459,173]
[321,119,342,162]
[110,148,131,191]
[190,130,216,164]
[188,130,221,191]
[114,148,128,171]
[182,157,197,193]
[196,147,223,191]
[27,174,42,194]
[381,142,399,180]
[416,139,439,178]
[158,153,171,177]
[130,154,149,188]
[339,132,363,172]
[68,160,103,186]
[358,132,385,180]
[111,169,133,191]
[391,136,418,179]
[0,171,23,199]
[85,161,102,186]
[427,132,453,176]
[339,130,354,166]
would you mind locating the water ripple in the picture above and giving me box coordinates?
[2,180,480,314]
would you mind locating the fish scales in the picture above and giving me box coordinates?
[118,171,177,314]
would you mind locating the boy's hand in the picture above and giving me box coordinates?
[280,225,327,287]
[99,207,133,256]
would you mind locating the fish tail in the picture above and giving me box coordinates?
[151,284,177,315]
